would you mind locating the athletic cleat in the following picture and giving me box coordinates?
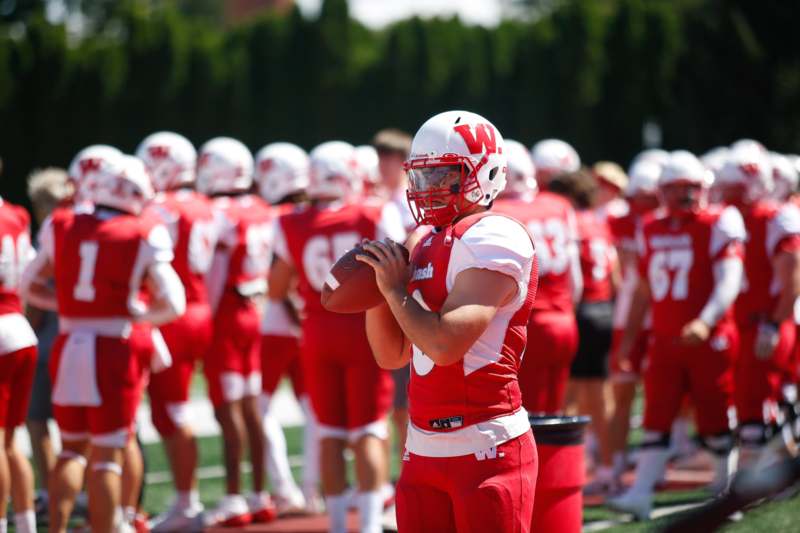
[203,494,252,528]
[149,501,204,532]
[606,490,652,521]
[303,487,326,514]
[273,487,307,516]
[247,492,278,523]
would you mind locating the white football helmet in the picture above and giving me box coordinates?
[85,155,154,215]
[503,139,537,197]
[770,153,798,201]
[659,150,709,187]
[405,110,506,227]
[68,144,124,196]
[717,145,773,203]
[354,145,381,187]
[308,141,359,200]
[730,138,767,155]
[135,131,196,192]
[629,148,670,172]
[196,137,254,195]
[531,139,580,178]
[254,142,309,204]
[626,160,661,197]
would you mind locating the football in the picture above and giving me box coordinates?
[321,243,410,314]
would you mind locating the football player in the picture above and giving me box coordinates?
[0,192,38,533]
[268,140,404,533]
[136,131,217,531]
[253,141,317,514]
[608,151,745,520]
[606,159,662,487]
[198,137,277,527]
[494,140,581,414]
[21,152,185,533]
[531,138,581,188]
[361,111,538,532]
[716,146,800,469]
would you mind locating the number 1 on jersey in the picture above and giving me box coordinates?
[74,241,99,302]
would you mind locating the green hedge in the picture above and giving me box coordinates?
[1,0,798,208]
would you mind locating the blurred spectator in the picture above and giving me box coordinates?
[592,161,628,220]
[373,128,414,231]
[25,168,71,514]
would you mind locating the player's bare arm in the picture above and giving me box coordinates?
[268,256,296,300]
[19,251,57,311]
[755,248,800,358]
[682,253,743,345]
[139,262,186,326]
[358,238,517,366]
[614,276,650,371]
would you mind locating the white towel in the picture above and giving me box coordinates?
[52,332,102,407]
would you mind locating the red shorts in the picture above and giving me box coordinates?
[643,326,738,436]
[149,303,213,436]
[50,326,153,447]
[260,334,304,398]
[0,346,37,430]
[396,431,537,533]
[204,292,262,407]
[735,321,795,425]
[302,313,393,439]
[518,311,578,414]
[609,328,649,382]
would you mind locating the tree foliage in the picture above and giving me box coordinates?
[1,0,798,207]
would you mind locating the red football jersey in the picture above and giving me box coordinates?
[0,199,34,315]
[148,190,217,306]
[274,201,405,317]
[735,200,800,324]
[494,192,578,313]
[405,212,537,457]
[576,209,615,302]
[43,208,173,319]
[637,206,745,337]
[212,194,274,297]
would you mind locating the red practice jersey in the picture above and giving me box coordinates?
[149,190,217,306]
[735,200,800,324]
[576,209,615,302]
[42,208,173,319]
[637,205,745,337]
[273,200,406,317]
[0,199,34,315]
[405,212,537,457]
[212,194,274,298]
[494,191,578,313]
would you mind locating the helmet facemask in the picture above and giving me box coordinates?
[405,155,484,227]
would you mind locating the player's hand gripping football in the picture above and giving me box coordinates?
[356,239,411,297]
[680,318,711,345]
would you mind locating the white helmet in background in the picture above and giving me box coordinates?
[659,150,709,187]
[196,137,253,195]
[503,139,537,196]
[730,138,767,155]
[354,145,380,187]
[86,155,154,215]
[68,144,124,199]
[531,138,580,180]
[700,146,730,181]
[629,148,669,172]
[626,160,661,197]
[717,145,773,203]
[308,141,358,200]
[405,110,507,227]
[770,153,799,201]
[254,142,309,204]
[135,131,196,192]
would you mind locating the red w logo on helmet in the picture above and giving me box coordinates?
[739,162,760,177]
[148,145,170,159]
[79,158,102,175]
[259,159,274,174]
[454,124,498,155]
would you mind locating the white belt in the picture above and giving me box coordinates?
[59,317,133,338]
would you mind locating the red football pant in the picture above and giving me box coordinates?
[519,311,578,413]
[261,334,304,398]
[149,303,213,436]
[643,328,737,436]
[735,321,795,425]
[0,346,37,430]
[302,313,393,436]
[396,431,537,533]
[205,292,262,407]
[51,327,152,447]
